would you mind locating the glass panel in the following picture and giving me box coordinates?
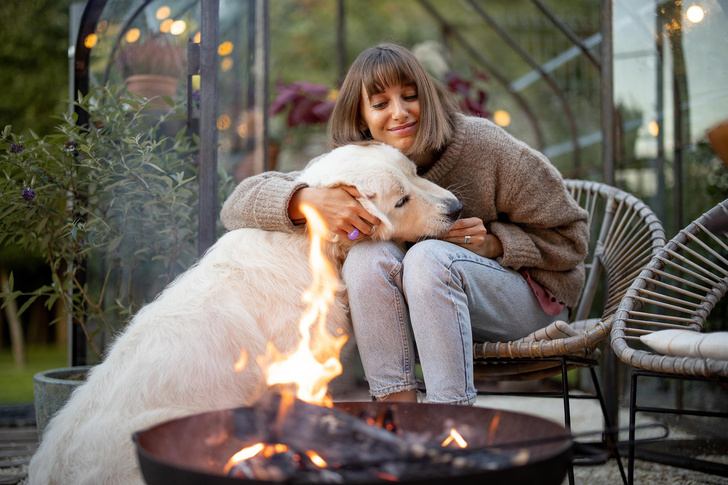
[256,0,603,181]
[83,0,607,185]
[74,0,202,361]
[87,0,199,104]
[613,0,728,233]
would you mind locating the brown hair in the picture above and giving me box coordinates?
[328,43,459,156]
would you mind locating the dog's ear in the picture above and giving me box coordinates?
[358,199,393,240]
[354,188,376,199]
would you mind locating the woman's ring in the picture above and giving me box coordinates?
[464,235,471,244]
[348,228,360,240]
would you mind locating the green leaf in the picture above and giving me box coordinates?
[107,235,124,252]
[141,200,158,209]
[45,292,60,310]
[36,216,49,233]
[144,162,165,173]
[17,295,39,317]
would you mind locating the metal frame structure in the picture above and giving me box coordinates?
[73,0,618,238]
[70,3,623,417]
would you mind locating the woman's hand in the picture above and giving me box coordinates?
[439,217,503,258]
[289,186,381,240]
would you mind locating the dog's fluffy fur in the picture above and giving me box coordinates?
[28,143,462,485]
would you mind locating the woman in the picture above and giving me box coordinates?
[220,43,589,406]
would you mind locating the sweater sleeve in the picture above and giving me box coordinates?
[219,170,308,232]
[487,147,589,273]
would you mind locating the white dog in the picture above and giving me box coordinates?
[28,143,462,485]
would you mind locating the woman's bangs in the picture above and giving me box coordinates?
[362,52,416,96]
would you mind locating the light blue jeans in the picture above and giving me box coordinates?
[342,239,568,405]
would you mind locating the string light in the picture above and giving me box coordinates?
[218,41,234,56]
[84,33,98,48]
[686,5,705,23]
[160,18,174,33]
[648,121,659,137]
[493,110,511,127]
[170,20,186,35]
[156,6,171,20]
[125,28,140,43]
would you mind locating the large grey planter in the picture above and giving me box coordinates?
[33,366,91,437]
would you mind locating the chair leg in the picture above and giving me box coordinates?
[589,366,628,485]
[560,359,575,485]
[628,371,638,485]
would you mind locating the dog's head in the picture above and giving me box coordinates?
[296,143,462,242]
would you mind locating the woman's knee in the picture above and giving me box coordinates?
[401,240,457,289]
[342,241,404,291]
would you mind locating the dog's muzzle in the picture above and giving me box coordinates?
[447,200,464,222]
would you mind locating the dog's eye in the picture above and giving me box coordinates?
[395,196,410,208]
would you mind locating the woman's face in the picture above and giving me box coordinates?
[359,83,420,155]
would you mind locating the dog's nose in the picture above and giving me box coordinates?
[447,199,463,221]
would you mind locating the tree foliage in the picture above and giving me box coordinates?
[0,0,76,137]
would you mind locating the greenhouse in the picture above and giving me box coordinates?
[1,1,728,484]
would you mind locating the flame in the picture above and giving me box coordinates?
[223,443,265,473]
[226,204,349,474]
[272,444,288,455]
[259,203,348,406]
[488,410,502,445]
[306,450,327,468]
[441,428,468,448]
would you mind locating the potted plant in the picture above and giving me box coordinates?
[0,85,229,433]
[116,33,185,106]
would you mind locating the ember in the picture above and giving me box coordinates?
[442,429,468,448]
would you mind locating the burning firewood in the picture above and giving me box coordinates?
[228,393,529,483]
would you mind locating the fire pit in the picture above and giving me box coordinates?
[134,395,572,485]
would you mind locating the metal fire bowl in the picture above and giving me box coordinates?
[134,401,572,485]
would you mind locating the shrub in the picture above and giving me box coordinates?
[0,85,208,356]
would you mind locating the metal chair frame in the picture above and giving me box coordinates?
[472,180,666,485]
[611,199,728,484]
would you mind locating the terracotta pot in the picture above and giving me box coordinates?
[707,119,728,167]
[125,74,177,107]
[33,366,91,437]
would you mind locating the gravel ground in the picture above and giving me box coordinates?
[476,394,728,485]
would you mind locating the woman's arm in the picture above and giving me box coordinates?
[489,148,589,272]
[220,170,307,232]
[220,171,381,239]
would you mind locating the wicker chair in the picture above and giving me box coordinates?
[610,199,728,484]
[472,180,666,485]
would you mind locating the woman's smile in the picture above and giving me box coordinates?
[389,121,417,135]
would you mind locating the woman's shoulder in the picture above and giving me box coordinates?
[449,114,533,161]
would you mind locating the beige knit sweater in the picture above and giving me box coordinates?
[220,114,590,308]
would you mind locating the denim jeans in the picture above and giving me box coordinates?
[342,239,568,405]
